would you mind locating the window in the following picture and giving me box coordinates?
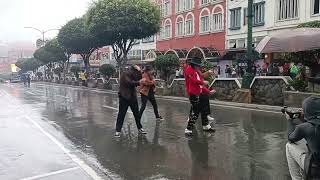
[230,8,241,29]
[176,17,184,36]
[163,0,171,17]
[243,8,248,25]
[185,13,194,35]
[229,39,236,49]
[243,3,265,26]
[253,2,265,26]
[201,0,210,6]
[142,36,155,43]
[176,0,184,13]
[164,22,172,38]
[185,0,194,10]
[312,0,320,15]
[278,0,299,20]
[185,20,193,35]
[212,13,223,31]
[200,15,210,33]
[237,39,246,48]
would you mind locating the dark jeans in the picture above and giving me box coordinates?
[116,95,142,132]
[139,91,160,118]
[186,95,209,130]
[199,94,211,117]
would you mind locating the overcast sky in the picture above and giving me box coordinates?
[0,0,91,43]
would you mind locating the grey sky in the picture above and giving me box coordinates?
[0,0,91,43]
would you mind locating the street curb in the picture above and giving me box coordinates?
[36,82,283,112]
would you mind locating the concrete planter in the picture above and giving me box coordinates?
[87,79,97,88]
[112,84,119,91]
[72,81,80,86]
[284,91,320,108]
[155,87,164,96]
[66,80,72,85]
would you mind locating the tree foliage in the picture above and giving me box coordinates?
[86,0,161,67]
[154,54,180,81]
[15,58,41,73]
[34,39,67,66]
[99,64,115,78]
[298,20,320,28]
[58,18,100,69]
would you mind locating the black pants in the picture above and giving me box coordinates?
[186,95,210,130]
[139,91,160,118]
[116,95,142,132]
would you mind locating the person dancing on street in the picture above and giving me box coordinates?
[185,57,215,136]
[197,67,216,127]
[139,66,164,121]
[115,65,146,137]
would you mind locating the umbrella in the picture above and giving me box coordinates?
[255,28,320,53]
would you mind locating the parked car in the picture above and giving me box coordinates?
[10,78,21,83]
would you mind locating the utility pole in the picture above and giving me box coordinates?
[242,0,254,89]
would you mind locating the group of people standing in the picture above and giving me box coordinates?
[115,57,217,137]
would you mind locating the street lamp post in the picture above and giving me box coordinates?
[24,27,60,47]
[242,0,255,89]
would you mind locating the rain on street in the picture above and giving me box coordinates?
[0,83,290,180]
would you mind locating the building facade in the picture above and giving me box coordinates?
[156,0,226,61]
[99,36,157,66]
[226,0,320,51]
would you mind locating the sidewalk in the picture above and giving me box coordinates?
[37,82,283,113]
[0,87,104,180]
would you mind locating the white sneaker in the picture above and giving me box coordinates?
[185,128,193,135]
[207,115,215,121]
[156,116,164,121]
[138,128,147,134]
[114,131,121,138]
[203,124,215,132]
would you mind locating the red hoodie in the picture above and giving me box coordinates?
[185,65,207,96]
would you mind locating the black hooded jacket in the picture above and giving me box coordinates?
[287,96,320,178]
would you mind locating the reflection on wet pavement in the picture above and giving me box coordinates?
[5,83,291,180]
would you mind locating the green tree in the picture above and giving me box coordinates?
[99,64,115,79]
[154,54,180,82]
[15,58,41,73]
[58,18,101,71]
[86,0,161,72]
[34,39,69,79]
[70,66,81,79]
[297,20,320,28]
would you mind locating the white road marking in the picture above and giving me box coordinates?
[20,167,80,180]
[102,105,133,114]
[0,88,103,180]
[24,115,103,180]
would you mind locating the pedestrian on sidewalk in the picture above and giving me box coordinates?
[115,65,146,138]
[26,74,31,87]
[139,66,164,121]
[285,96,320,180]
[184,57,215,136]
[80,70,87,86]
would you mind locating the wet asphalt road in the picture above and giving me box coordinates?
[0,83,291,180]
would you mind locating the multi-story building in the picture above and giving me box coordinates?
[156,0,226,62]
[99,36,157,66]
[226,0,320,62]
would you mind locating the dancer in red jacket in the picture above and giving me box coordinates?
[184,57,215,135]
